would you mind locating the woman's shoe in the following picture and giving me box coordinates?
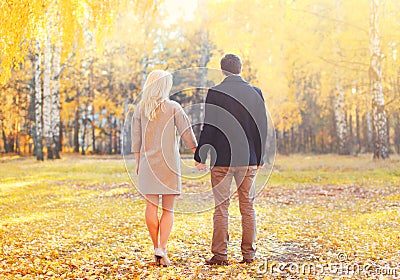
[160,252,171,267]
[154,254,162,266]
[154,248,164,266]
[155,248,171,267]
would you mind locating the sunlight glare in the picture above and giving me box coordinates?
[164,0,198,25]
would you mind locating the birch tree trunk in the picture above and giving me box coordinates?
[108,114,112,155]
[121,46,130,156]
[81,102,88,155]
[197,28,211,138]
[333,0,349,155]
[34,40,44,161]
[80,25,92,155]
[28,56,36,155]
[366,110,373,152]
[51,19,62,159]
[90,62,96,153]
[74,90,80,153]
[122,88,131,156]
[334,83,348,154]
[43,17,54,159]
[369,0,389,159]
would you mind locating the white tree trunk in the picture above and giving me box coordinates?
[51,23,62,159]
[334,83,348,155]
[34,41,44,161]
[43,16,54,159]
[333,0,348,155]
[369,0,389,159]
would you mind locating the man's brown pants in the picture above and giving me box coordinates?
[210,166,257,261]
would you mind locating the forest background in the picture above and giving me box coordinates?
[1,0,399,160]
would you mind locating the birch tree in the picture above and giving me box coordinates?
[51,31,62,159]
[369,0,389,159]
[43,13,54,159]
[34,41,44,161]
[333,0,349,155]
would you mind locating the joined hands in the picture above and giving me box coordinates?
[195,161,207,171]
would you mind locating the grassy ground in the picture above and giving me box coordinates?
[0,154,399,279]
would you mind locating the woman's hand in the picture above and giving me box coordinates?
[135,152,140,175]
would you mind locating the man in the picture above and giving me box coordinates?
[194,53,268,265]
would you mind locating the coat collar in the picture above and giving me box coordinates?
[222,74,248,83]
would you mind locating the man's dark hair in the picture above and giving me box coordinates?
[220,53,242,75]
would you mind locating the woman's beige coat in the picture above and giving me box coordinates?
[131,100,197,194]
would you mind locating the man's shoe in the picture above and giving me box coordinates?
[239,258,254,264]
[205,256,229,265]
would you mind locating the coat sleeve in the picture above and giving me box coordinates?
[252,87,267,166]
[194,89,217,163]
[131,107,142,153]
[174,105,197,149]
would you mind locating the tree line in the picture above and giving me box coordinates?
[1,0,399,160]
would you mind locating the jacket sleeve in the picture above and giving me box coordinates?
[131,106,142,153]
[253,87,267,166]
[175,105,197,149]
[194,89,217,163]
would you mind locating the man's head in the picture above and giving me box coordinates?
[220,53,242,76]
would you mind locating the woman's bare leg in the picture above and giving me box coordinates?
[145,194,160,249]
[159,194,177,251]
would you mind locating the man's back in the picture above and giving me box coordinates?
[195,75,267,167]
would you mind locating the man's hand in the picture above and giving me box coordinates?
[257,164,264,170]
[195,161,207,171]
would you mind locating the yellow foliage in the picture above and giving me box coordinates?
[0,0,157,84]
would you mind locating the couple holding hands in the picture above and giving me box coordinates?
[131,54,268,266]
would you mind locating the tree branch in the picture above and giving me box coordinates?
[318,56,368,72]
[54,46,77,80]
[290,7,368,34]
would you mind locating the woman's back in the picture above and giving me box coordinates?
[131,99,197,194]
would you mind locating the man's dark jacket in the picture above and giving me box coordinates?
[194,75,268,167]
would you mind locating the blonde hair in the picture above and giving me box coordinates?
[139,70,173,121]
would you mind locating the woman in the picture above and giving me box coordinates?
[131,70,197,266]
